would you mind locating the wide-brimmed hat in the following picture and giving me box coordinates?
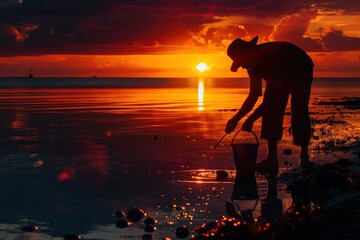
[227,36,258,72]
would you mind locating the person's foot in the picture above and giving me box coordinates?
[256,158,279,174]
[300,155,316,168]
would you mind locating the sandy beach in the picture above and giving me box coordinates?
[0,77,359,239]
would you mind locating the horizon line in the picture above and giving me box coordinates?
[1,76,360,79]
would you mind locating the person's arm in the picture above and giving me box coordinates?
[233,94,258,122]
[225,70,262,133]
[241,103,264,132]
[225,94,258,133]
[247,102,263,122]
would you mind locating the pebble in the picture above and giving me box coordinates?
[21,225,39,232]
[216,170,229,181]
[283,160,290,166]
[205,222,217,231]
[127,207,146,222]
[64,234,81,240]
[115,219,129,228]
[144,225,155,233]
[144,216,156,226]
[175,225,189,239]
[313,135,320,140]
[282,149,293,155]
[153,136,163,140]
[176,206,184,211]
[114,210,125,218]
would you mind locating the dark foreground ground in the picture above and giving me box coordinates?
[190,158,360,240]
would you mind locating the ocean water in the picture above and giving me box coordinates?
[0,77,359,239]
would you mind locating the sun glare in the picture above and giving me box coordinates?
[196,62,210,72]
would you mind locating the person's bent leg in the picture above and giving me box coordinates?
[256,139,280,174]
[300,144,308,159]
[291,97,314,167]
[290,73,314,168]
[267,139,278,161]
[258,83,288,173]
[291,98,311,147]
[260,82,289,143]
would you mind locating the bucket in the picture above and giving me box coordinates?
[231,130,259,200]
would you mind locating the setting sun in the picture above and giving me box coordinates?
[196,62,210,72]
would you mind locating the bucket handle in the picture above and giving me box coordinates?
[231,130,259,146]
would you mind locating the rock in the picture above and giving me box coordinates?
[21,225,39,232]
[176,206,184,211]
[153,136,163,140]
[205,222,217,231]
[196,221,218,234]
[114,210,125,218]
[282,149,293,155]
[313,135,320,140]
[144,225,156,233]
[283,160,290,166]
[64,234,81,240]
[195,225,207,234]
[127,207,146,222]
[115,219,129,228]
[144,216,156,225]
[216,170,229,181]
[175,225,189,239]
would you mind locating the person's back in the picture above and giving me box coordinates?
[252,42,314,83]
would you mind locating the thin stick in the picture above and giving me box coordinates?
[213,133,227,149]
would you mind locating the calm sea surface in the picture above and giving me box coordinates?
[0,77,359,239]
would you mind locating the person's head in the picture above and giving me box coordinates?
[227,36,258,72]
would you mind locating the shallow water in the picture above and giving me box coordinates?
[0,78,359,239]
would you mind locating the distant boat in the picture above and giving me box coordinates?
[92,76,97,78]
[29,67,34,78]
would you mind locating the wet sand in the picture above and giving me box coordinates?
[0,78,359,239]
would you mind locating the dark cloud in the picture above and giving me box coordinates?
[0,23,15,44]
[269,9,360,52]
[0,0,359,56]
[322,28,360,51]
[1,1,214,55]
[310,0,360,13]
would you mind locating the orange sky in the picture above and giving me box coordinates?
[0,1,359,78]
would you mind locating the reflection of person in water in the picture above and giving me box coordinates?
[225,36,315,174]
[258,174,283,223]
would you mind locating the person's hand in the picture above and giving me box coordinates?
[241,117,254,132]
[225,117,239,134]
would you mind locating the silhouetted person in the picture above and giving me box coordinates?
[225,36,314,174]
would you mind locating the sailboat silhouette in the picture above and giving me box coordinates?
[29,67,34,78]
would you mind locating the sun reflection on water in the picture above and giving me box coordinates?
[198,78,204,111]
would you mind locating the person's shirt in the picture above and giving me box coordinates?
[247,41,314,97]
[248,69,262,97]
